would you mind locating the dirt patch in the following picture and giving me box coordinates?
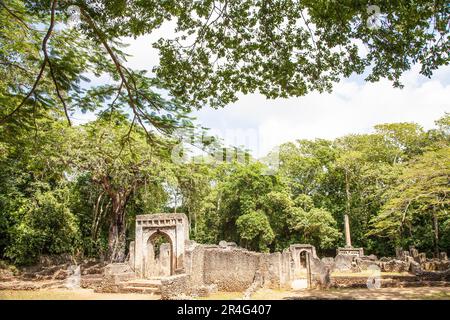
[2,287,450,300]
[0,288,159,300]
[256,287,450,300]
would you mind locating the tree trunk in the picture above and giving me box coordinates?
[345,170,351,218]
[108,193,128,262]
[433,209,439,257]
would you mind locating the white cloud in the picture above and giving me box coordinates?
[194,66,450,158]
[73,33,450,158]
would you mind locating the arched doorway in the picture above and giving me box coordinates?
[291,250,312,289]
[145,230,173,278]
[296,251,310,278]
[134,213,190,278]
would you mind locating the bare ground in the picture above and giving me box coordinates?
[204,287,450,300]
[1,286,450,300]
[0,288,159,300]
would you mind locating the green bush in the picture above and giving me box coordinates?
[236,210,275,252]
[5,190,80,265]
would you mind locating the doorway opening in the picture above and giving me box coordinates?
[146,231,173,278]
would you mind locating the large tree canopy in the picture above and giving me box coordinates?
[0,1,449,265]
[1,0,449,129]
[0,112,448,264]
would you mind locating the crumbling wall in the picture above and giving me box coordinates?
[184,242,206,287]
[259,252,283,288]
[203,247,262,291]
[309,256,330,288]
[183,243,327,292]
[160,274,191,300]
[183,243,292,291]
[280,249,293,288]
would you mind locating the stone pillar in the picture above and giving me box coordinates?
[344,214,352,248]
[134,222,144,277]
[395,247,403,260]
[337,216,363,257]
[129,241,135,270]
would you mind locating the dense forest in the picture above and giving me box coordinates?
[0,1,449,265]
[0,112,448,264]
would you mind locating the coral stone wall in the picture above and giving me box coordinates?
[186,246,293,291]
[184,243,206,286]
[203,248,262,291]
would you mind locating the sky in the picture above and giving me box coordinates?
[74,28,450,158]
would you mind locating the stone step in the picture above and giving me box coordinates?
[384,281,450,288]
[120,286,161,294]
[81,275,104,289]
[117,279,162,294]
[124,279,162,288]
[112,272,136,282]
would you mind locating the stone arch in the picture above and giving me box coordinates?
[289,244,316,289]
[146,230,174,277]
[133,213,189,278]
[299,250,309,269]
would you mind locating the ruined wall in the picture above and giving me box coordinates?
[259,252,283,288]
[160,274,191,300]
[280,249,293,288]
[309,256,331,288]
[203,248,262,291]
[184,244,296,291]
[184,242,206,287]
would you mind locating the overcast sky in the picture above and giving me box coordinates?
[75,30,450,158]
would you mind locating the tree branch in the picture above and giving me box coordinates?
[45,42,72,126]
[0,0,32,31]
[79,7,153,140]
[0,0,58,126]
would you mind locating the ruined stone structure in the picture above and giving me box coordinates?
[91,213,450,298]
[124,213,330,298]
[336,214,364,257]
[132,213,189,278]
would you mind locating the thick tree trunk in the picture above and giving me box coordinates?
[108,193,128,262]
[433,209,439,257]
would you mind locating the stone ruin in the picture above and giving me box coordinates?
[336,214,364,257]
[324,215,449,275]
[99,213,331,298]
[96,213,450,298]
[322,245,449,275]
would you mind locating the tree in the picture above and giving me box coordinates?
[279,139,336,197]
[236,210,274,252]
[1,0,194,139]
[288,207,341,250]
[173,162,214,237]
[69,113,174,262]
[369,148,450,255]
[1,1,448,128]
[5,188,80,265]
[374,122,428,163]
[0,112,76,262]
